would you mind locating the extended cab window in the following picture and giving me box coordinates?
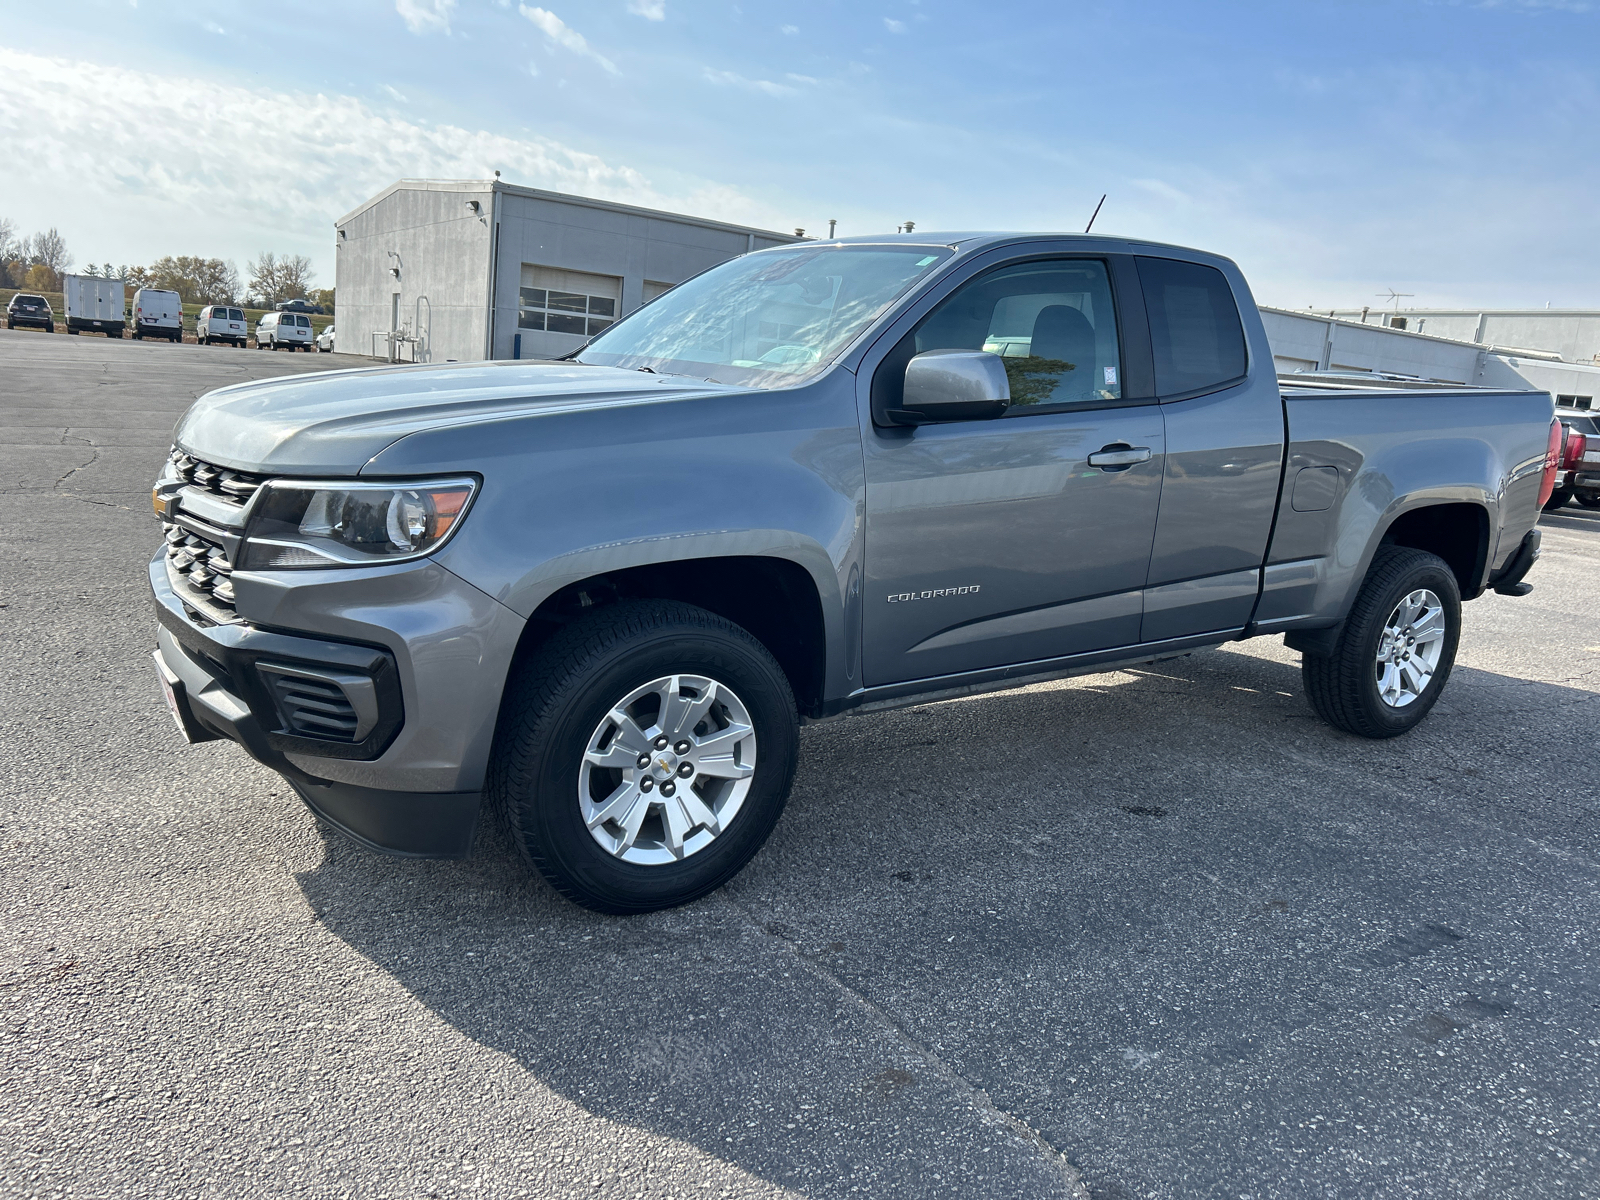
[1136,256,1246,396]
[913,258,1122,407]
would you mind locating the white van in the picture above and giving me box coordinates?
[256,310,313,351]
[63,274,126,337]
[197,305,248,347]
[131,288,183,342]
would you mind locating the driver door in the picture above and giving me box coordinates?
[861,254,1165,686]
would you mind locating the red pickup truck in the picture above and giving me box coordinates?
[1547,410,1598,510]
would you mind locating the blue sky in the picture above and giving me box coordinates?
[2,0,1597,309]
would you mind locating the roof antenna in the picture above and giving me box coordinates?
[1084,194,1106,233]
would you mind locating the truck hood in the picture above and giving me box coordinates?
[174,360,735,474]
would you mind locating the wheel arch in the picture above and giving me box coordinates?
[1376,501,1491,600]
[505,554,832,719]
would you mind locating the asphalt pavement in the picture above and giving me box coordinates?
[2,327,1597,1199]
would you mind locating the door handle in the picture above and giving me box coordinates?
[1087,444,1153,468]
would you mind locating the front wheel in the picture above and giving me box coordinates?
[1576,492,1600,509]
[1301,547,1461,738]
[490,600,799,913]
[1545,488,1573,512]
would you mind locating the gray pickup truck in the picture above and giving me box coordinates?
[149,233,1558,912]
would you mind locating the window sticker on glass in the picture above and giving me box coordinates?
[1104,366,1117,385]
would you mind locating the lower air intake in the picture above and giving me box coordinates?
[256,663,380,744]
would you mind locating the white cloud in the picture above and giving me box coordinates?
[395,0,456,34]
[701,68,795,97]
[780,23,798,34]
[202,21,225,34]
[883,17,906,32]
[785,73,818,85]
[626,0,666,18]
[0,46,776,278]
[519,6,618,73]
[381,83,408,102]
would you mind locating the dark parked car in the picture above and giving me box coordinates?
[277,298,323,315]
[6,293,54,332]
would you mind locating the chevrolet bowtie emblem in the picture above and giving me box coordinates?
[658,757,673,771]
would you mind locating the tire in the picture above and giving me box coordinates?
[46,323,54,333]
[490,600,799,914]
[1301,546,1461,739]
[67,327,78,335]
[1544,488,1573,511]
[1576,493,1600,509]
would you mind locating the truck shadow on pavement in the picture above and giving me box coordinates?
[293,648,1600,1199]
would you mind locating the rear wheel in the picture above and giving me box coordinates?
[490,600,799,914]
[1301,547,1461,738]
[1576,493,1600,509]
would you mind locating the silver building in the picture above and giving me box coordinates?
[334,179,799,364]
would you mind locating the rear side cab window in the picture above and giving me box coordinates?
[909,257,1124,410]
[1135,256,1247,397]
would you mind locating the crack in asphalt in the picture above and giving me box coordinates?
[52,432,100,489]
[720,893,1091,1200]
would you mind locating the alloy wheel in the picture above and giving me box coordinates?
[577,674,758,865]
[1375,588,1446,708]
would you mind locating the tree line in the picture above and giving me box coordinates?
[0,219,333,311]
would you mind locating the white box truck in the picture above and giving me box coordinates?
[132,288,183,342]
[63,274,127,338]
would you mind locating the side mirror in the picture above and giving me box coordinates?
[889,349,1010,425]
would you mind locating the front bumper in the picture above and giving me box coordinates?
[149,552,523,856]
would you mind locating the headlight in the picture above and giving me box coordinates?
[238,477,477,569]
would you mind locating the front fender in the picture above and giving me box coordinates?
[367,374,867,703]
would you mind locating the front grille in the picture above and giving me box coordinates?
[162,450,270,623]
[170,450,266,501]
[163,522,236,618]
[262,672,361,742]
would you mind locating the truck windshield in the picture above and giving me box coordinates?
[577,244,953,386]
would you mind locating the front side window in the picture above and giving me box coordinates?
[1136,256,1247,396]
[579,244,953,387]
[520,265,619,337]
[912,258,1122,407]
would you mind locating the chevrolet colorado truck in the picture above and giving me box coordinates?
[148,234,1557,912]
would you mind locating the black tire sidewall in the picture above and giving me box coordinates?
[1347,554,1461,734]
[507,618,798,912]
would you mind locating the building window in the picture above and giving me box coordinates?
[642,280,674,304]
[519,265,620,337]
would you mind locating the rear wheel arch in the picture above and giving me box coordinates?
[1374,502,1491,600]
